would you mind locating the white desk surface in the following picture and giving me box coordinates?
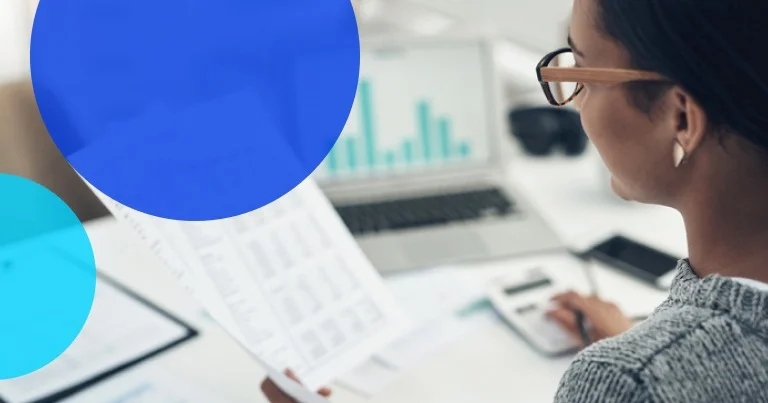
[83,147,687,403]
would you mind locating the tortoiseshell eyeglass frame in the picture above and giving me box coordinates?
[536,47,668,106]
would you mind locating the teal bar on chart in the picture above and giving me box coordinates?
[385,151,396,167]
[346,137,357,170]
[325,79,474,176]
[359,80,376,168]
[326,147,338,174]
[332,140,344,172]
[458,142,470,159]
[417,101,431,161]
[403,140,414,165]
[438,118,451,159]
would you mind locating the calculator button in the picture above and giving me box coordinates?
[515,302,539,315]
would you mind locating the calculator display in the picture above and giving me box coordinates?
[504,278,552,296]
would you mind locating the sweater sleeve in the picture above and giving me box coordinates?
[553,359,650,403]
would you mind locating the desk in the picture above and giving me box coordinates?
[83,147,687,403]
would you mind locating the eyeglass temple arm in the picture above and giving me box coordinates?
[539,67,665,84]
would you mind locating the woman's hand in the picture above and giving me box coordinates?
[260,369,332,403]
[546,291,634,346]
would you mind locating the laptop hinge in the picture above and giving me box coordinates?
[318,165,506,204]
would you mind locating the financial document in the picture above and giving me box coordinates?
[0,277,193,403]
[337,267,496,396]
[59,367,229,403]
[89,178,408,396]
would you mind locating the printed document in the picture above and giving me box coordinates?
[89,178,408,398]
[59,367,230,403]
[0,277,192,403]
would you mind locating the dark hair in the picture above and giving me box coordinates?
[597,0,768,151]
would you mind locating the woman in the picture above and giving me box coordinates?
[262,0,768,401]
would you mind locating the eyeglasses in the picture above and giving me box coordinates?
[536,47,667,106]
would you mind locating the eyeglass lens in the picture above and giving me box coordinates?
[546,51,580,105]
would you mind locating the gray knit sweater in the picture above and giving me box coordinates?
[554,260,768,402]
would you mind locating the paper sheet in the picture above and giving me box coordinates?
[335,359,400,397]
[336,311,497,398]
[0,277,191,403]
[89,177,409,399]
[382,267,486,323]
[337,268,496,396]
[58,367,230,403]
[375,268,494,369]
[375,312,495,370]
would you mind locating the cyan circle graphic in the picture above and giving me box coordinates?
[0,174,96,379]
[30,0,360,220]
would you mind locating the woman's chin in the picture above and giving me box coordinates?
[610,177,633,201]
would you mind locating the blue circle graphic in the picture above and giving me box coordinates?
[30,0,360,220]
[0,174,96,379]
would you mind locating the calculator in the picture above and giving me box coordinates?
[487,268,580,356]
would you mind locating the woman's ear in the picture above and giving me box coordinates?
[670,87,708,154]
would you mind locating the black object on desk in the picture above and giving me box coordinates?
[508,106,588,156]
[583,234,680,289]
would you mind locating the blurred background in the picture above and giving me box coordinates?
[0,0,590,225]
[355,0,571,100]
[0,0,108,222]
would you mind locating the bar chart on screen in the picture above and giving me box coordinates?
[315,43,491,179]
[324,79,473,176]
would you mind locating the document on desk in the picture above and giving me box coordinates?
[0,276,196,403]
[376,268,494,369]
[59,367,230,403]
[88,178,409,398]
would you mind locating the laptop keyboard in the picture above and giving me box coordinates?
[335,188,516,235]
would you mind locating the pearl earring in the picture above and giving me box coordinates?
[673,140,687,168]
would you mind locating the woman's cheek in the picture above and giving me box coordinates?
[576,91,598,141]
[577,91,617,167]
[573,87,586,112]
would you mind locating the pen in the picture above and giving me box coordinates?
[572,249,600,297]
[584,259,600,298]
[575,310,592,347]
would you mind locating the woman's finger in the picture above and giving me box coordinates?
[552,291,603,317]
[552,291,591,311]
[551,290,580,303]
[546,309,580,336]
[285,369,332,398]
[261,379,295,403]
[547,309,590,347]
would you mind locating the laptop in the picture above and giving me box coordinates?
[314,38,563,273]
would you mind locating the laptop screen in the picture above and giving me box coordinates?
[313,41,496,183]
